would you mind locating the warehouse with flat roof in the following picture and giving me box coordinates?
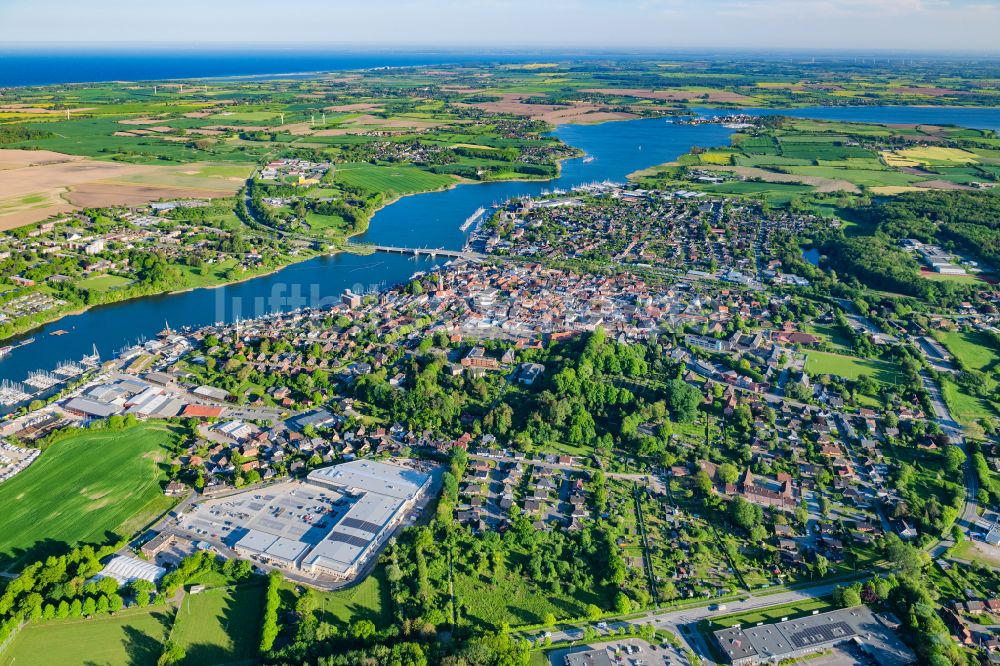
[302,460,431,578]
[189,459,431,583]
[713,606,916,666]
[235,528,312,567]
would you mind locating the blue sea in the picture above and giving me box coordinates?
[0,50,561,87]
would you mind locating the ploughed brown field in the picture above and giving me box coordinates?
[0,149,250,229]
[458,94,637,125]
[584,88,756,103]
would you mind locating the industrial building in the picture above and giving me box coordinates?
[713,605,916,665]
[218,459,430,581]
[300,460,432,578]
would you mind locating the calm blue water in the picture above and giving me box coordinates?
[0,50,549,87]
[3,104,1000,386]
[0,117,734,385]
[802,248,821,266]
[695,106,1000,132]
[358,117,735,249]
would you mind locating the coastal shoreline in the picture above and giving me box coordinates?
[0,147,582,345]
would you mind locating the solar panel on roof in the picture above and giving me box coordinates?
[340,517,382,534]
[326,532,370,548]
[788,621,855,649]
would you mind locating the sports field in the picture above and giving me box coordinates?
[0,606,173,666]
[0,423,177,570]
[171,584,265,665]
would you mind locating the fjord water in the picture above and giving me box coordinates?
[357,117,735,249]
[3,105,1000,385]
[0,117,734,384]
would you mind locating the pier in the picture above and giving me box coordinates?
[459,206,487,232]
[0,380,31,407]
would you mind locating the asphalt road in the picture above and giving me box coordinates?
[535,577,862,663]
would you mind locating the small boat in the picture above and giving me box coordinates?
[50,329,69,336]
[0,337,33,358]
[582,156,594,164]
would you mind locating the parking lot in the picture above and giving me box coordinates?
[176,480,351,548]
[549,638,689,666]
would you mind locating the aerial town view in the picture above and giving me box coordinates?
[2,2,1000,665]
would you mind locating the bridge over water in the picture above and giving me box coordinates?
[361,245,489,262]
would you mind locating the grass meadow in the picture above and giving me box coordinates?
[454,565,610,629]
[76,274,134,292]
[804,350,899,384]
[313,566,393,629]
[0,423,176,571]
[171,584,265,666]
[0,606,173,666]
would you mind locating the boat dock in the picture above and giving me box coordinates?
[460,206,487,232]
[23,370,60,391]
[0,348,101,407]
[0,337,35,359]
[0,380,31,406]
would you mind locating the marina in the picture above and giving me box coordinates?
[0,347,101,408]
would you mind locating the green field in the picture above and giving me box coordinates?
[935,330,999,435]
[696,181,814,205]
[920,271,983,284]
[0,606,173,666]
[709,597,833,629]
[936,329,1000,373]
[804,350,899,383]
[803,323,852,352]
[941,378,994,436]
[306,211,353,237]
[301,566,392,629]
[76,274,134,292]
[209,110,281,122]
[0,423,176,570]
[171,584,265,666]
[335,164,457,199]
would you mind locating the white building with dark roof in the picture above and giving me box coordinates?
[302,460,431,579]
[714,606,915,666]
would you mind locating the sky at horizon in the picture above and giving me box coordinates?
[1,0,999,54]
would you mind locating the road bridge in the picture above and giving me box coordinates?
[360,244,488,262]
